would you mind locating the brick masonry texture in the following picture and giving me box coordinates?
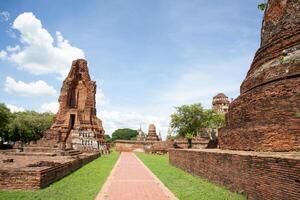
[41,59,105,151]
[219,0,300,151]
[115,139,209,153]
[0,153,99,190]
[169,149,300,200]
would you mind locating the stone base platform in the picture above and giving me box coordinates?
[169,149,300,200]
[0,152,99,190]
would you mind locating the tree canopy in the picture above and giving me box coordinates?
[170,103,225,137]
[111,128,138,141]
[0,103,11,141]
[0,103,55,143]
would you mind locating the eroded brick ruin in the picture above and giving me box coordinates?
[0,59,104,189]
[219,0,300,152]
[146,124,160,141]
[43,59,105,151]
[212,93,230,113]
[170,1,300,199]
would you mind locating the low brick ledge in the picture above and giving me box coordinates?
[169,148,300,200]
[0,153,100,190]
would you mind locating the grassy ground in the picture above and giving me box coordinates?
[136,153,246,200]
[0,151,119,200]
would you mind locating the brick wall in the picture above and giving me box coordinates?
[115,140,147,152]
[169,149,300,200]
[0,153,99,190]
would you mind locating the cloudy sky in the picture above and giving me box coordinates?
[0,0,263,137]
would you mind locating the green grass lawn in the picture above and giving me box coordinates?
[0,151,119,200]
[136,153,246,200]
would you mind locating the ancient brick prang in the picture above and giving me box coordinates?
[146,124,160,141]
[212,93,230,113]
[219,0,300,151]
[43,59,105,151]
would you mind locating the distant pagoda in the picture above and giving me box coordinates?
[146,124,160,141]
[212,93,230,114]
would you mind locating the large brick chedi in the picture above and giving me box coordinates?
[43,59,105,151]
[219,0,300,151]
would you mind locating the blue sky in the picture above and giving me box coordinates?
[0,0,263,136]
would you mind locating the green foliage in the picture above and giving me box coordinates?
[295,112,300,118]
[170,103,225,137]
[7,111,54,142]
[258,2,267,11]
[136,153,245,200]
[204,109,226,129]
[185,132,193,140]
[170,104,206,137]
[0,152,120,200]
[0,103,55,143]
[111,128,138,141]
[104,134,112,142]
[0,103,11,142]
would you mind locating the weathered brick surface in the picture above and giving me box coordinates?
[169,149,300,200]
[115,140,147,152]
[219,0,300,151]
[220,77,300,151]
[146,124,160,141]
[0,153,99,190]
[39,59,105,151]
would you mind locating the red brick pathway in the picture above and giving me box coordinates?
[96,152,178,200]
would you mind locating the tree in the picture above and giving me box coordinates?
[104,134,112,142]
[7,111,54,142]
[0,103,11,142]
[203,109,225,129]
[170,103,225,137]
[111,128,138,141]
[170,103,207,137]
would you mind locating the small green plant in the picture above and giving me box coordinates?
[278,55,285,64]
[295,112,300,118]
[185,132,193,140]
[185,132,193,149]
[258,2,267,11]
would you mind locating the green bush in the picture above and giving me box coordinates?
[111,128,138,141]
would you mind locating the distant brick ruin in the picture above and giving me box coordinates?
[43,59,105,151]
[212,93,230,113]
[219,0,300,152]
[146,124,160,141]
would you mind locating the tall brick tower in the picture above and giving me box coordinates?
[219,0,300,151]
[43,59,105,151]
[146,124,160,141]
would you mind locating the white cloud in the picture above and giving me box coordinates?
[6,45,20,52]
[96,88,108,107]
[160,71,237,108]
[40,102,59,113]
[4,76,57,96]
[6,104,25,112]
[0,11,10,22]
[0,50,7,59]
[0,12,85,78]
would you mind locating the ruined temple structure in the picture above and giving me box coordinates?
[146,124,160,141]
[136,126,146,141]
[212,93,230,113]
[219,0,300,152]
[43,59,105,151]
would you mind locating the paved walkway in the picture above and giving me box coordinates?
[96,152,178,200]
